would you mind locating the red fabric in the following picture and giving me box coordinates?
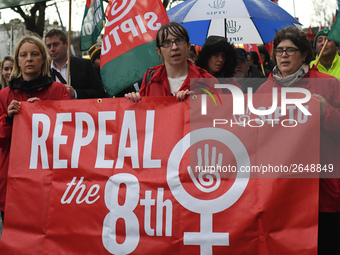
[139,61,216,96]
[264,42,273,58]
[0,81,72,211]
[257,66,340,212]
[102,0,169,67]
[0,98,319,254]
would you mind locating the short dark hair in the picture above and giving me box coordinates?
[272,26,314,65]
[156,22,190,48]
[45,29,68,44]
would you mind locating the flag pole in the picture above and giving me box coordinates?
[314,39,328,67]
[67,0,72,85]
[260,64,266,76]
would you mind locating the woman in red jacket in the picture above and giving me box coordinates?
[0,35,72,222]
[256,26,340,255]
[125,22,216,102]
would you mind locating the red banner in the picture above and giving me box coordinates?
[0,96,319,254]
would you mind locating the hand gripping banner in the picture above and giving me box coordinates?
[0,96,319,254]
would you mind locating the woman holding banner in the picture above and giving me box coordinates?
[256,26,340,255]
[0,35,72,223]
[125,22,215,102]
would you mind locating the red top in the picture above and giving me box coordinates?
[257,66,340,212]
[0,81,72,211]
[139,61,217,96]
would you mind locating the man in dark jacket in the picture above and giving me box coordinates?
[234,48,266,93]
[45,29,107,99]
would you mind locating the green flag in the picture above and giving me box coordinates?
[328,12,340,43]
[100,0,169,97]
[80,0,105,51]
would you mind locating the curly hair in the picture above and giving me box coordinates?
[195,36,237,78]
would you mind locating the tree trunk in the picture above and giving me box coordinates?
[11,1,47,38]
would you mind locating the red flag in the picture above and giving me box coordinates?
[244,44,263,64]
[308,26,312,35]
[101,0,169,96]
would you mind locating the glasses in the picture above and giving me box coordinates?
[159,38,187,48]
[274,47,300,56]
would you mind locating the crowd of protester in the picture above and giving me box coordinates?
[0,22,339,254]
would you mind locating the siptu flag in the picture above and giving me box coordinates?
[328,12,340,44]
[80,0,105,51]
[100,0,169,97]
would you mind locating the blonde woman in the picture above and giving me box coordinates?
[0,35,72,222]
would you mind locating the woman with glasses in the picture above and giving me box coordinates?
[125,22,215,102]
[257,26,340,255]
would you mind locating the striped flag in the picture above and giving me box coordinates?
[80,0,105,51]
[100,0,169,96]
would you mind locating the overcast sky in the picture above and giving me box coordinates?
[279,0,338,27]
[0,0,338,30]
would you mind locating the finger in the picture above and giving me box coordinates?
[135,92,141,101]
[10,102,21,111]
[176,92,186,101]
[27,97,41,103]
[132,92,141,102]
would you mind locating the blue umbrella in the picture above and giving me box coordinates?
[167,0,301,46]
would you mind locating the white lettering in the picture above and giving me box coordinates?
[95,111,116,168]
[71,113,95,168]
[53,113,72,169]
[30,114,50,169]
[116,111,139,169]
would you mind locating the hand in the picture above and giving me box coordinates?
[175,89,190,101]
[27,97,41,103]
[7,100,21,117]
[125,92,141,102]
[187,144,222,192]
[313,94,327,117]
[65,84,76,98]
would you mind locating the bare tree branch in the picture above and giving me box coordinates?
[11,6,28,20]
[10,2,47,37]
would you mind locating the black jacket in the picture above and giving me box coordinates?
[51,56,108,99]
